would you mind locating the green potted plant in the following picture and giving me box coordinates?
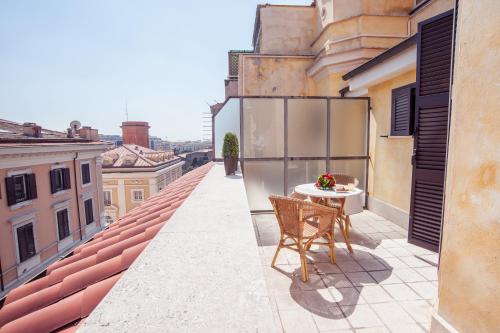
[222,132,239,175]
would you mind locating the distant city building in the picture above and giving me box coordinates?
[169,140,212,154]
[0,119,110,297]
[149,136,172,152]
[121,121,150,148]
[101,144,184,223]
[99,134,122,146]
[178,149,213,173]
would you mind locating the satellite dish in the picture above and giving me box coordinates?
[70,120,82,130]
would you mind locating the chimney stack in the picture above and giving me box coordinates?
[78,126,99,141]
[121,121,150,148]
[23,123,42,138]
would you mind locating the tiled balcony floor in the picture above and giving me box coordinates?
[253,211,439,333]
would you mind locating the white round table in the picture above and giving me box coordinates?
[294,183,364,253]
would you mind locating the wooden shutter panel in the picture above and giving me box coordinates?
[409,10,454,252]
[49,170,57,194]
[418,13,453,96]
[5,177,16,206]
[27,174,37,200]
[391,84,416,136]
[63,168,71,190]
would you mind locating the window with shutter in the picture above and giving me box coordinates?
[63,168,71,190]
[56,209,71,240]
[17,223,36,262]
[103,191,112,206]
[26,174,37,200]
[391,83,416,136]
[50,169,65,193]
[84,199,94,225]
[81,163,91,185]
[5,174,35,206]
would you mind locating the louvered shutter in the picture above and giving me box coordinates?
[63,168,71,190]
[5,177,16,206]
[409,10,454,252]
[50,170,57,194]
[27,174,37,200]
[391,84,416,136]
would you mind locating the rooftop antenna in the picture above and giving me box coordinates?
[125,102,129,121]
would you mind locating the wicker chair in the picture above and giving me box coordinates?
[330,174,360,235]
[269,195,339,282]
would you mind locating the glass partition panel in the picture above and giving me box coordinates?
[288,99,327,157]
[329,159,367,205]
[287,160,327,195]
[243,161,284,211]
[330,99,368,157]
[243,99,284,158]
[214,98,240,159]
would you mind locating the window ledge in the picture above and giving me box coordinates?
[10,200,33,211]
[53,189,69,197]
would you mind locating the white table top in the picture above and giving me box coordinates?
[295,183,364,199]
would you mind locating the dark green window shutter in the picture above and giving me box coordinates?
[63,168,71,190]
[27,174,37,200]
[5,177,16,206]
[391,83,416,136]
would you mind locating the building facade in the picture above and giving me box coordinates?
[215,1,499,332]
[0,120,110,297]
[101,144,184,222]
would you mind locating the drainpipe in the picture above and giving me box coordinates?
[0,256,4,292]
[73,152,83,240]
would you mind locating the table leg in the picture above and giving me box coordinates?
[338,198,353,253]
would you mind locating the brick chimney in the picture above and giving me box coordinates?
[23,123,42,138]
[78,126,99,141]
[121,121,150,148]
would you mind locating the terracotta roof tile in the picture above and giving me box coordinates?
[0,162,214,333]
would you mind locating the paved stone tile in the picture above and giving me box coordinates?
[381,257,409,269]
[369,248,394,259]
[337,260,365,273]
[414,267,438,281]
[393,268,427,283]
[386,246,414,257]
[385,323,425,333]
[310,252,337,264]
[301,289,338,316]
[274,292,306,310]
[345,272,377,287]
[354,328,390,333]
[321,273,354,288]
[399,300,434,325]
[407,281,438,300]
[379,239,402,249]
[370,302,416,325]
[382,283,422,301]
[316,262,343,274]
[279,309,319,333]
[357,258,387,271]
[312,304,351,331]
[328,287,365,306]
[398,256,432,268]
[341,304,384,329]
[356,285,393,303]
[367,270,402,285]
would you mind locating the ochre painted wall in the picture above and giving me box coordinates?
[434,1,500,332]
[409,0,454,35]
[367,70,416,213]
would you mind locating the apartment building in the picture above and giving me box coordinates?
[213,1,498,332]
[0,120,110,297]
[101,122,184,222]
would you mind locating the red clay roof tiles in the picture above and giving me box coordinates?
[0,162,213,333]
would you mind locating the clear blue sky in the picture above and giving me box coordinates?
[0,0,310,140]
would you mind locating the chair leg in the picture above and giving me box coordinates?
[271,240,283,267]
[345,215,351,237]
[299,249,309,282]
[327,232,336,264]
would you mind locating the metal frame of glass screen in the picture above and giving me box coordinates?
[213,96,370,213]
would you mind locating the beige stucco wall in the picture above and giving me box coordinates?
[0,155,103,289]
[368,70,416,213]
[409,0,454,35]
[239,55,316,96]
[258,5,317,55]
[434,1,500,332]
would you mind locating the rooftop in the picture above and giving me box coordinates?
[0,163,440,332]
[101,144,181,169]
[0,119,100,144]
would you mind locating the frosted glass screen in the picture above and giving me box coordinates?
[329,159,367,205]
[243,161,284,211]
[330,99,368,157]
[214,98,240,159]
[243,99,284,158]
[288,99,327,157]
[287,160,327,195]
